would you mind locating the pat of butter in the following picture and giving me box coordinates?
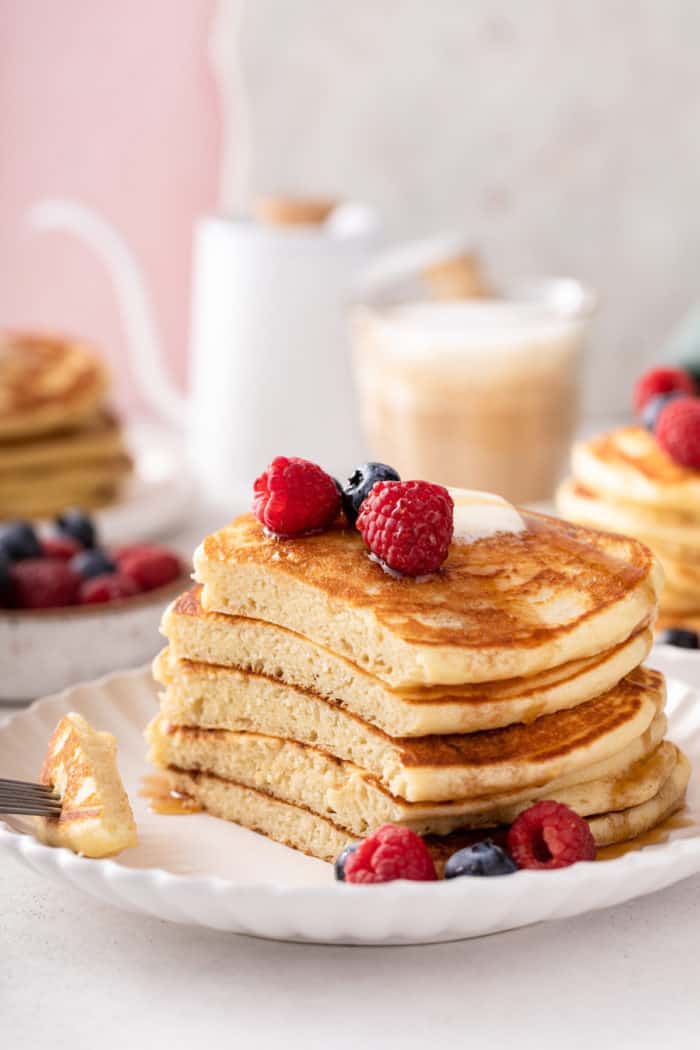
[448,488,526,543]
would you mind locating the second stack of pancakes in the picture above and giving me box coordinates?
[558,425,700,631]
[0,331,131,518]
[149,509,689,864]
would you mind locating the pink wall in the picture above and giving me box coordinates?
[0,0,221,413]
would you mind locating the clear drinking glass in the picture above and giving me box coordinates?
[351,278,595,504]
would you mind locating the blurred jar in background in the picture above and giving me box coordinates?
[351,272,594,504]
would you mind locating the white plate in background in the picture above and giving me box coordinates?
[88,420,196,545]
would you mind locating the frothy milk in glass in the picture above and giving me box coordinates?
[351,281,593,504]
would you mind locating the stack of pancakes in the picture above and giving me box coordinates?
[558,425,700,630]
[148,511,690,866]
[0,332,131,518]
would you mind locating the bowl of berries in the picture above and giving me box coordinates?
[0,510,187,702]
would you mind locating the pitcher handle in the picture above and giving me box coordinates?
[27,199,186,427]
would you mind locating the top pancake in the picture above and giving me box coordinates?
[194,510,662,687]
[0,331,108,440]
[571,425,700,512]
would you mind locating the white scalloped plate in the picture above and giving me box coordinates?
[2,651,700,945]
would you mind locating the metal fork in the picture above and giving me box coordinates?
[0,778,62,816]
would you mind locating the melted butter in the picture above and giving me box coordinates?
[448,488,525,543]
[596,809,695,861]
[139,773,203,816]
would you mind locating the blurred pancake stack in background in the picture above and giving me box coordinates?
[559,426,700,631]
[0,331,132,519]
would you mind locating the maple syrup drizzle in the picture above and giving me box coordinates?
[139,773,203,816]
[596,809,695,861]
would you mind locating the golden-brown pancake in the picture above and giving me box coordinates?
[570,425,700,511]
[146,711,673,837]
[0,331,109,439]
[161,745,690,865]
[557,477,700,563]
[159,588,653,736]
[193,511,662,687]
[0,411,127,470]
[150,663,665,802]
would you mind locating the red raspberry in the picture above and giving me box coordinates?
[655,397,700,469]
[355,480,454,576]
[10,558,81,609]
[633,367,696,414]
[507,801,596,870]
[79,573,139,604]
[41,535,81,560]
[252,456,340,537]
[344,824,437,884]
[112,543,148,560]
[116,545,182,591]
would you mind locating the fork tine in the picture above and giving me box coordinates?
[0,778,58,794]
[0,788,59,801]
[0,792,60,805]
[0,789,62,802]
[0,777,63,815]
[0,792,59,804]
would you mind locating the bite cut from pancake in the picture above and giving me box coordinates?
[152,661,665,803]
[160,589,653,737]
[162,746,690,866]
[0,331,108,440]
[193,512,662,688]
[147,712,673,838]
[35,712,137,858]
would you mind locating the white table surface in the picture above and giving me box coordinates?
[3,492,700,1050]
[3,858,699,1050]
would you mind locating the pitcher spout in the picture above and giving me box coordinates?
[26,199,186,427]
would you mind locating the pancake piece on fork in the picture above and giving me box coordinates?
[36,712,137,858]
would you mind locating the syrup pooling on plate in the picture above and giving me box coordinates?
[139,773,202,815]
[596,809,696,861]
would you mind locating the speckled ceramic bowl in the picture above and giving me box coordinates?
[0,575,189,703]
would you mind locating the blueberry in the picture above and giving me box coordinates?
[443,839,518,879]
[641,391,685,432]
[55,509,97,549]
[341,463,400,526]
[334,842,359,881]
[70,548,116,580]
[0,552,13,606]
[657,627,699,650]
[0,520,42,561]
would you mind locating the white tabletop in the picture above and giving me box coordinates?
[3,856,699,1050]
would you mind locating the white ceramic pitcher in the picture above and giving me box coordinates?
[27,199,384,502]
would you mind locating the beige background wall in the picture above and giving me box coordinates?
[216,0,700,416]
